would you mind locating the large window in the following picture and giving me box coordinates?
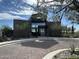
[31,23,45,33]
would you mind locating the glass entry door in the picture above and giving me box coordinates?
[38,26,45,36]
[32,23,46,37]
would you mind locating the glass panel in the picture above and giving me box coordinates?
[32,23,38,28]
[32,23,45,28]
[32,29,36,32]
[40,29,45,32]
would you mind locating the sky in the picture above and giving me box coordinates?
[0,0,79,31]
[0,20,13,30]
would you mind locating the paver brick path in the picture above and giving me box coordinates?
[0,37,79,59]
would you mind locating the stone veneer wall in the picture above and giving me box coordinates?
[13,20,31,38]
[47,22,62,37]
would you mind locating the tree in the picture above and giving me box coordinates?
[2,26,13,37]
[33,0,79,23]
[52,14,60,22]
[61,26,72,37]
[55,0,79,23]
[36,0,79,36]
[26,0,79,35]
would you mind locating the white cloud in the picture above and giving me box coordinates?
[0,13,13,19]
[0,7,37,20]
[0,13,26,19]
[26,0,37,5]
[9,10,36,15]
[0,0,67,20]
[67,24,72,27]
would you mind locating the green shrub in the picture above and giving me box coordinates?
[64,57,79,59]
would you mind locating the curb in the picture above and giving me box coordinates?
[0,38,36,47]
[42,49,69,59]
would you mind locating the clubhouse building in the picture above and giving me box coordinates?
[13,13,62,38]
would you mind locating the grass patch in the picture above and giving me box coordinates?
[75,48,79,51]
[64,57,79,59]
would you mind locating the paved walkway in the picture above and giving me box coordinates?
[0,37,79,59]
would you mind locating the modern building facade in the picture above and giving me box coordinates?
[13,20,31,38]
[0,30,2,37]
[14,13,62,38]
